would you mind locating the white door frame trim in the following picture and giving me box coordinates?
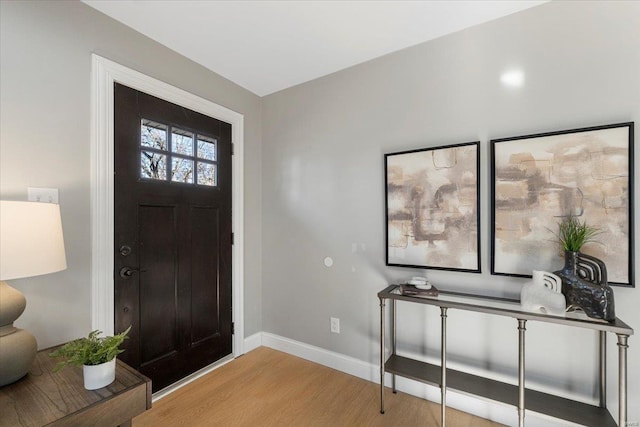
[90,54,245,356]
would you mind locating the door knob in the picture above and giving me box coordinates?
[119,267,139,278]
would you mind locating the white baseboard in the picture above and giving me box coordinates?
[262,332,379,382]
[243,332,263,353]
[245,332,575,427]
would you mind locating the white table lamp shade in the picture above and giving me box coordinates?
[0,200,67,386]
[0,201,67,280]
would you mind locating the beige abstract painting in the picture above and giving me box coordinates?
[492,123,633,286]
[386,142,480,272]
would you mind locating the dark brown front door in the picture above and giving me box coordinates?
[114,83,232,392]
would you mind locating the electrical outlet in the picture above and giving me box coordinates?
[28,187,59,203]
[330,317,340,334]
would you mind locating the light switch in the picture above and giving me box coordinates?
[28,187,59,203]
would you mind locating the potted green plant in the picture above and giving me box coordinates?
[49,326,130,390]
[550,216,614,321]
[555,216,601,252]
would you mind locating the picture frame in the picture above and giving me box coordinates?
[491,122,634,287]
[385,141,481,273]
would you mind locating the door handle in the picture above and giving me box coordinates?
[119,267,139,278]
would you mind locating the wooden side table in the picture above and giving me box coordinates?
[0,345,151,427]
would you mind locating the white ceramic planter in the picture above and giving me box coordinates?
[83,359,116,390]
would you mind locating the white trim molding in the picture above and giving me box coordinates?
[243,332,264,354]
[262,333,378,382]
[90,54,245,356]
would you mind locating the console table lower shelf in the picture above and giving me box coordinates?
[0,345,152,427]
[385,354,616,427]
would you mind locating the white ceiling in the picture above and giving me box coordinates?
[83,0,547,96]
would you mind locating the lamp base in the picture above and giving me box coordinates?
[0,328,37,386]
[0,280,38,386]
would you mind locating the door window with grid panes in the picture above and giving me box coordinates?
[140,119,218,186]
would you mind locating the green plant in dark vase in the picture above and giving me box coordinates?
[555,216,602,252]
[49,326,131,372]
[551,217,614,322]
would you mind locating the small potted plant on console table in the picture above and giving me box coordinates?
[551,216,615,321]
[49,326,130,390]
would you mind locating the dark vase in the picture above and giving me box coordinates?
[553,251,615,322]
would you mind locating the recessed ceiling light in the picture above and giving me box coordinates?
[500,70,525,88]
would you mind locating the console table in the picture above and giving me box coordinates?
[378,284,633,427]
[0,346,152,426]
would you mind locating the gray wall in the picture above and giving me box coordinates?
[2,0,639,424]
[262,1,640,423]
[0,0,263,346]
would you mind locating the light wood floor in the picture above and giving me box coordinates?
[133,347,504,427]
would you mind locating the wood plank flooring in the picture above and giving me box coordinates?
[133,346,505,427]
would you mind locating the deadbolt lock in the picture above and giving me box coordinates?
[119,267,139,278]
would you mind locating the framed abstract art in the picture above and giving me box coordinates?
[385,141,480,273]
[491,122,634,286]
